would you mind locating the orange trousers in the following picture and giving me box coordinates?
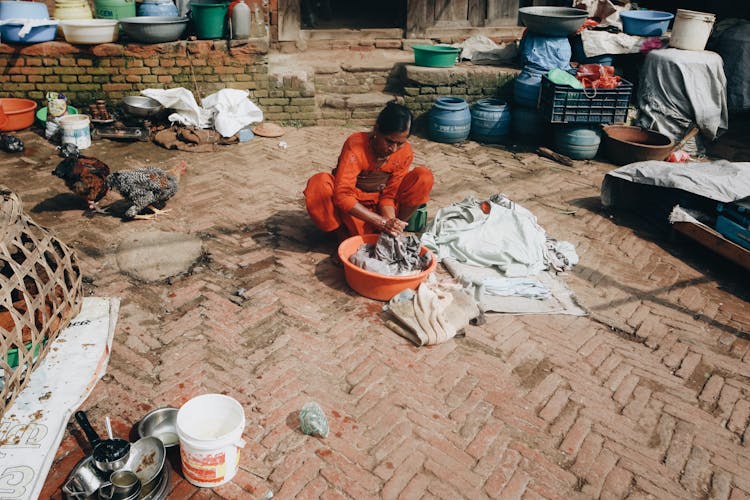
[304,166,434,236]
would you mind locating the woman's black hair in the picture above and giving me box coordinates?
[375,101,413,136]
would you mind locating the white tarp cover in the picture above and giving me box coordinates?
[0,298,119,500]
[601,160,750,207]
[635,48,728,142]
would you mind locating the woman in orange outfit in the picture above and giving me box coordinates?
[304,102,434,240]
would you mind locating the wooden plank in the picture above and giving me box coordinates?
[407,0,430,37]
[278,0,300,41]
[468,0,484,26]
[433,0,468,23]
[301,28,403,40]
[673,221,750,271]
[486,0,518,25]
[424,25,524,39]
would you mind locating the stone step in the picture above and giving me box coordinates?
[317,91,401,127]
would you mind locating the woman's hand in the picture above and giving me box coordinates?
[378,216,407,237]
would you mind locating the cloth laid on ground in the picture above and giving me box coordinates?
[153,126,238,152]
[384,280,483,346]
[142,88,263,138]
[421,194,577,277]
[349,233,431,276]
[601,160,750,207]
[454,35,519,65]
[634,48,728,143]
[443,258,586,316]
[709,19,750,113]
[0,298,119,500]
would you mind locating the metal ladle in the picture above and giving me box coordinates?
[75,411,131,473]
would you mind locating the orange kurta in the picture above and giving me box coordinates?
[304,132,433,236]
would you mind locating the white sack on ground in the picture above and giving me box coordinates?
[141,87,210,129]
[0,298,119,500]
[202,88,263,137]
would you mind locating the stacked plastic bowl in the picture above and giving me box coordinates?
[0,1,59,43]
[54,0,93,21]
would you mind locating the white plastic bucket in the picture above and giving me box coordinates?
[669,9,716,51]
[176,394,246,488]
[59,114,91,149]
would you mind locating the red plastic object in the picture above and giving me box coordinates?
[337,234,437,301]
[0,98,37,132]
[576,64,621,89]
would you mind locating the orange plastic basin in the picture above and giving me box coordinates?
[0,98,37,132]
[338,234,437,301]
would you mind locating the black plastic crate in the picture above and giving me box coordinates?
[540,75,633,124]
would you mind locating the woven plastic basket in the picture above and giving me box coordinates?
[0,186,82,418]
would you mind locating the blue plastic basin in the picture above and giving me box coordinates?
[0,0,49,19]
[0,22,57,43]
[620,10,674,36]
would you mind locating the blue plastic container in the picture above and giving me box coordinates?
[137,0,178,16]
[619,10,674,36]
[512,105,546,140]
[0,22,57,43]
[514,67,544,109]
[470,98,511,144]
[552,125,601,160]
[428,97,471,144]
[0,1,49,19]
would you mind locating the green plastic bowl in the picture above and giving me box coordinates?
[36,105,79,125]
[413,45,460,68]
[6,338,46,368]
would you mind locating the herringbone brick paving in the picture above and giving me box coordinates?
[1,124,748,499]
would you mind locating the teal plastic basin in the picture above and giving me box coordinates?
[413,45,460,68]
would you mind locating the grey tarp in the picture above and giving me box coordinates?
[601,160,750,207]
[635,48,728,142]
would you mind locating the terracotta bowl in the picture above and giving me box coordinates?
[338,234,437,301]
[602,125,675,165]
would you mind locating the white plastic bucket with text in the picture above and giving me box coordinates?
[669,9,716,51]
[176,394,246,488]
[59,114,91,149]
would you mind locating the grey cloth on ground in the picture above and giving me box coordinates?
[601,160,750,207]
[709,19,750,113]
[635,48,728,142]
[443,258,586,316]
[482,277,551,300]
[384,281,483,346]
[421,194,578,277]
[349,233,431,276]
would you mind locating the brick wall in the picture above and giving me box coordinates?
[402,65,518,122]
[0,39,269,107]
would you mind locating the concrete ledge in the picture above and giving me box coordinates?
[404,63,520,86]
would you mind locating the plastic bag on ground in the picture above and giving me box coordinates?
[299,402,329,438]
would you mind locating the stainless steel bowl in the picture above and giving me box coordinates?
[123,436,166,496]
[118,16,189,43]
[518,7,588,37]
[137,407,179,448]
[121,96,163,118]
[62,455,109,499]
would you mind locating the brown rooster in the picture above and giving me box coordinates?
[51,144,110,214]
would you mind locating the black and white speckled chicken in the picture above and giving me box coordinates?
[107,161,186,220]
[51,144,110,214]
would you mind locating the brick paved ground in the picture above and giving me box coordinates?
[2,123,749,499]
